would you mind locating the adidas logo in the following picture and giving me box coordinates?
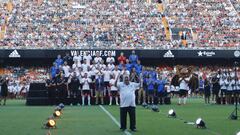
[163,50,174,58]
[9,50,21,58]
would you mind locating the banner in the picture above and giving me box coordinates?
[0,49,239,59]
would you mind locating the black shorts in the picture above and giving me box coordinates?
[157,92,164,97]
[199,88,204,92]
[212,88,220,95]
[225,91,232,95]
[147,90,154,96]
[220,89,226,95]
[204,90,211,97]
[104,82,110,88]
[179,89,188,97]
[110,91,118,97]
[82,90,90,95]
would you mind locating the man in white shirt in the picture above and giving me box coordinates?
[81,59,90,73]
[178,76,190,105]
[109,74,119,105]
[219,76,227,104]
[102,67,111,96]
[111,66,120,78]
[120,66,130,82]
[81,73,92,106]
[107,61,115,71]
[94,52,102,64]
[83,52,92,66]
[116,75,139,132]
[106,53,115,64]
[73,54,82,64]
[62,61,71,79]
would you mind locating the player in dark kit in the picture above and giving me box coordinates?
[46,76,56,105]
[68,72,80,98]
[57,75,68,104]
[0,76,9,106]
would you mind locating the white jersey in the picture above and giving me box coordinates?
[103,70,111,82]
[73,55,82,63]
[237,80,240,90]
[90,64,97,71]
[62,65,71,77]
[81,64,89,73]
[219,78,227,90]
[107,64,115,71]
[100,64,106,70]
[117,82,140,107]
[106,57,115,64]
[83,55,92,65]
[94,57,102,64]
[111,70,120,78]
[179,78,189,90]
[121,70,130,77]
[72,63,81,69]
[110,79,118,91]
[227,80,234,91]
[81,78,92,90]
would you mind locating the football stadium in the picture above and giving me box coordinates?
[0,0,239,135]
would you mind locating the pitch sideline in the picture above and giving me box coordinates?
[99,105,132,135]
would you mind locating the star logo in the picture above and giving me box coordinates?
[198,51,203,56]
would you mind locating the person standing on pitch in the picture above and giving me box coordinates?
[0,76,9,106]
[115,75,140,132]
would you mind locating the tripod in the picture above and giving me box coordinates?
[229,62,239,120]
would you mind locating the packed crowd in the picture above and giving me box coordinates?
[165,0,239,48]
[2,0,168,49]
[0,0,239,49]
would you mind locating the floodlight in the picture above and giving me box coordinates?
[43,119,56,129]
[53,111,61,118]
[168,109,176,118]
[151,105,159,112]
[196,118,206,128]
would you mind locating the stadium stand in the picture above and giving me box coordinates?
[0,0,238,49]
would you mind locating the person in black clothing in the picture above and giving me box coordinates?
[204,79,210,104]
[170,74,180,96]
[0,76,9,106]
[130,68,139,83]
[57,75,68,104]
[63,52,73,66]
[46,76,56,105]
[211,75,220,103]
[68,72,80,98]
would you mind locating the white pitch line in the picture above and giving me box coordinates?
[99,105,132,135]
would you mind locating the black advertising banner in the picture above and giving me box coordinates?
[0,49,239,59]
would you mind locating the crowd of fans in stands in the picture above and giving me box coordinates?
[0,0,239,49]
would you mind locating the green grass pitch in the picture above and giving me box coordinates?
[0,99,240,135]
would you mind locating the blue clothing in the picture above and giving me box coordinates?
[199,80,204,89]
[51,66,57,78]
[149,71,157,80]
[125,63,132,72]
[95,76,104,91]
[129,54,138,65]
[135,64,142,75]
[146,78,155,91]
[55,58,64,67]
[118,64,124,71]
[142,71,149,78]
[155,80,166,93]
